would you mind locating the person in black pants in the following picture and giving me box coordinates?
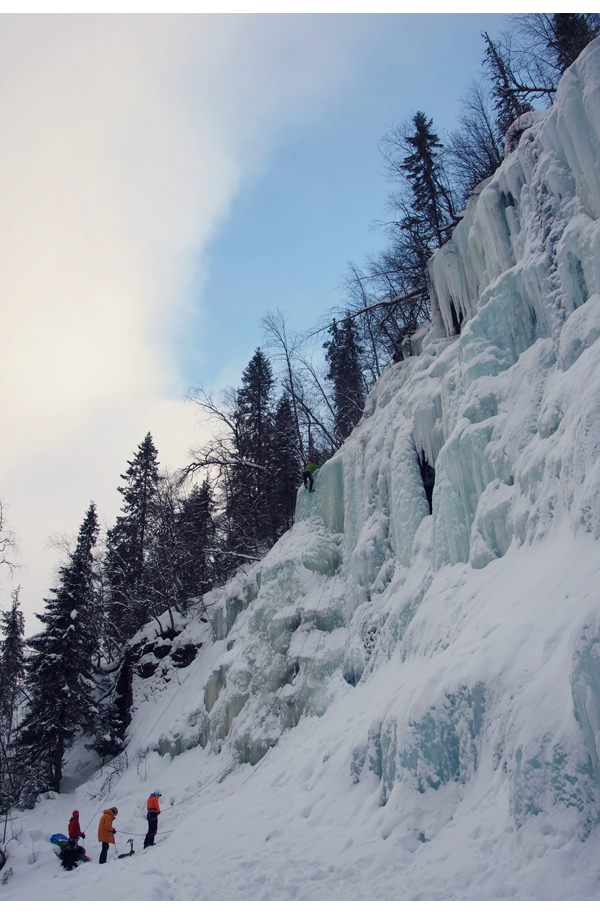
[64,810,86,871]
[144,791,161,848]
[98,807,118,864]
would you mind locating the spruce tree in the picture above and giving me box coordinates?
[268,394,302,537]
[144,474,215,626]
[142,475,182,628]
[15,504,99,800]
[483,32,533,138]
[370,109,456,336]
[177,480,216,603]
[324,316,366,441]
[188,349,304,576]
[400,111,456,249]
[226,349,275,557]
[0,587,25,813]
[105,433,160,643]
[550,14,600,72]
[237,349,274,471]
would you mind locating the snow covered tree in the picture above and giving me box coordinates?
[15,503,100,800]
[105,433,161,643]
[0,587,25,813]
[324,317,366,441]
[0,588,25,728]
[141,474,184,628]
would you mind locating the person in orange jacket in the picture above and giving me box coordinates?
[144,791,161,848]
[98,807,118,864]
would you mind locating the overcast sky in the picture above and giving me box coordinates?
[0,13,507,632]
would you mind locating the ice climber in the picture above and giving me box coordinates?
[303,460,321,493]
[64,810,87,870]
[98,807,118,864]
[144,791,161,848]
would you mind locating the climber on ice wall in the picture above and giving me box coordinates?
[303,460,320,493]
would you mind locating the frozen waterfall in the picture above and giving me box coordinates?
[152,39,600,867]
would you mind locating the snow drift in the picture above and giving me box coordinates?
[5,38,600,902]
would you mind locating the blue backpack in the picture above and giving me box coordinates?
[50,833,68,845]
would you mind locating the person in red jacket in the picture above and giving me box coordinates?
[64,810,86,871]
[144,791,161,848]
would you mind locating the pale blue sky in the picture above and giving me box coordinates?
[177,13,506,392]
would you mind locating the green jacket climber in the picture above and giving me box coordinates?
[303,461,321,492]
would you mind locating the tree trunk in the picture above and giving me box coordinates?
[52,732,64,793]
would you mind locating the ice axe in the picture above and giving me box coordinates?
[118,839,135,859]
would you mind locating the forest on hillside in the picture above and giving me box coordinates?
[1,14,599,826]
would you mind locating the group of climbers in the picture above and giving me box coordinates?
[55,791,162,871]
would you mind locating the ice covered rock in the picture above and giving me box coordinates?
[135,44,600,831]
[35,39,600,900]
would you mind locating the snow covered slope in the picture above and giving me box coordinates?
[5,38,600,902]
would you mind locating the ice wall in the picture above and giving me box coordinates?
[117,39,600,881]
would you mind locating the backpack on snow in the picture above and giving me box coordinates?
[50,834,72,868]
[50,834,68,845]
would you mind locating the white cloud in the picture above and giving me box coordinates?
[0,14,385,629]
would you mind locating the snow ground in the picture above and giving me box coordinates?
[3,534,600,902]
[4,37,600,906]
